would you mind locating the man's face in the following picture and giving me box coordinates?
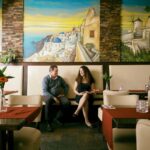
[50,67,58,78]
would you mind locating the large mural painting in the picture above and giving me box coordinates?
[24,0,100,62]
[121,0,150,62]
[0,0,2,51]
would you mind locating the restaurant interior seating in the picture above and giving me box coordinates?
[99,94,139,150]
[106,94,138,108]
[13,126,41,150]
[103,90,129,105]
[136,119,150,150]
[8,95,43,125]
[7,95,42,150]
[103,94,139,127]
[98,90,128,121]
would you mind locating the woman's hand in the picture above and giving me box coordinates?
[53,97,60,104]
[89,89,100,94]
[78,91,88,96]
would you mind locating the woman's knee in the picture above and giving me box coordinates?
[83,93,89,99]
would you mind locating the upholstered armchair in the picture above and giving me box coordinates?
[98,90,129,121]
[7,95,42,150]
[136,119,150,150]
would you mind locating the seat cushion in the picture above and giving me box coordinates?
[14,127,41,150]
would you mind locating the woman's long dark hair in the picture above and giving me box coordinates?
[76,66,95,84]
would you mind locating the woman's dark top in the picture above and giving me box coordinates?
[75,82,92,103]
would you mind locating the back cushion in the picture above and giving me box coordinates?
[103,90,128,105]
[109,65,150,90]
[27,65,103,98]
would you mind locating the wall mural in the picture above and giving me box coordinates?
[121,0,150,62]
[0,0,2,52]
[24,0,100,62]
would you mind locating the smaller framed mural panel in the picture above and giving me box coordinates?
[121,0,150,62]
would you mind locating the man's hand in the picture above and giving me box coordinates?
[53,97,60,104]
[57,94,64,98]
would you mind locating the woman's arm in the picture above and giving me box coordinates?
[73,81,84,96]
[88,83,100,94]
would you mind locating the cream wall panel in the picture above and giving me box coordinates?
[0,65,23,94]
[27,65,103,98]
[109,65,150,90]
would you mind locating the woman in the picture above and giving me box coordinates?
[73,66,97,128]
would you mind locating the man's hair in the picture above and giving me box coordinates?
[49,65,58,72]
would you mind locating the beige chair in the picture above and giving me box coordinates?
[7,95,42,150]
[8,95,43,124]
[106,94,139,150]
[106,94,139,108]
[14,127,41,150]
[98,90,129,121]
[136,119,150,150]
[148,90,150,102]
[103,90,129,105]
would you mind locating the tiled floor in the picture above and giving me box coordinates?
[40,122,108,150]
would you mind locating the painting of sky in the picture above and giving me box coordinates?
[24,0,100,58]
[122,0,150,33]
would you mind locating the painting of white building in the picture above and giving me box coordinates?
[121,0,150,62]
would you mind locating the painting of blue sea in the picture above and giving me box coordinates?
[24,0,100,62]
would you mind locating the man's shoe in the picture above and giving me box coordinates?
[52,119,63,127]
[47,124,53,132]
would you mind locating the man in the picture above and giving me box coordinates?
[42,65,70,132]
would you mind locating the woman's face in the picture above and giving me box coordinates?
[79,68,85,77]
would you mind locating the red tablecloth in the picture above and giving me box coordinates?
[102,108,150,150]
[0,107,41,122]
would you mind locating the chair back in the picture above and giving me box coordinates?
[106,94,139,108]
[136,119,150,150]
[8,95,43,123]
[148,90,150,103]
[103,90,129,105]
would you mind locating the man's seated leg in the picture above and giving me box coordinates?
[44,97,55,132]
[59,96,71,122]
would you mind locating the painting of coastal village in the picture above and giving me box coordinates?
[121,0,150,62]
[24,0,100,62]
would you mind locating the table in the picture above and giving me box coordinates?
[0,106,41,150]
[102,108,150,150]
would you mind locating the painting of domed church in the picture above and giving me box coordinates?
[121,0,150,62]
[24,0,100,62]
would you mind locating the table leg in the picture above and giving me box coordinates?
[0,130,7,150]
[7,130,14,150]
